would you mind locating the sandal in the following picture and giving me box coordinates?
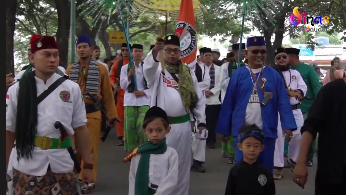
[81,183,96,194]
[117,140,124,146]
[273,174,284,180]
[227,157,236,164]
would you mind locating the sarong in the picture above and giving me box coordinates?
[221,137,235,157]
[124,105,149,152]
[12,168,76,195]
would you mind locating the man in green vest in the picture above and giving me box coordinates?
[286,48,321,167]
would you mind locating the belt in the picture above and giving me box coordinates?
[150,183,158,189]
[168,114,190,124]
[85,103,101,113]
[291,104,299,110]
[34,136,72,150]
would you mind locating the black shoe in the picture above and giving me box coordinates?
[208,143,215,149]
[117,140,124,146]
[191,164,206,173]
[117,136,123,140]
[307,160,313,167]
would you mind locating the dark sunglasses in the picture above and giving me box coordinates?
[250,49,267,55]
[275,55,287,60]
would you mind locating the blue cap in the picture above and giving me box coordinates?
[246,36,266,48]
[76,35,92,47]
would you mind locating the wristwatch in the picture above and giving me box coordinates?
[83,163,94,170]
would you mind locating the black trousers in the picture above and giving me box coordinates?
[315,166,346,195]
[206,104,221,145]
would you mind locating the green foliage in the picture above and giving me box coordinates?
[13,0,345,70]
[291,31,343,47]
[15,0,58,69]
[198,0,251,42]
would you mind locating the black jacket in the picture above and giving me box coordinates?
[301,79,346,183]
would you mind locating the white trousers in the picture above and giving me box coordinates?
[166,121,192,195]
[274,109,304,168]
[192,129,208,162]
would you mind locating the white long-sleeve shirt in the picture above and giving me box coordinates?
[129,147,179,195]
[120,62,151,106]
[143,50,206,124]
[282,69,308,105]
[203,64,221,105]
[220,62,230,103]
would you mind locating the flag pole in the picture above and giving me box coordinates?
[238,3,247,68]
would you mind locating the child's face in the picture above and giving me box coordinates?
[144,118,170,143]
[237,137,264,161]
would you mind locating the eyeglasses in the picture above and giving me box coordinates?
[275,55,287,60]
[164,49,181,54]
[250,49,267,55]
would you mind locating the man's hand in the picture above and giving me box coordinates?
[153,38,164,53]
[293,162,308,189]
[198,126,206,134]
[284,130,293,142]
[288,90,302,99]
[6,73,15,89]
[108,117,120,127]
[128,67,135,78]
[81,169,94,184]
[205,91,213,98]
[133,91,146,97]
[222,135,230,143]
[112,83,118,92]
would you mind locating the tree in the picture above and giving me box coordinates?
[291,31,342,45]
[15,0,59,69]
[6,0,18,74]
[198,0,251,42]
[328,0,346,30]
[54,0,70,68]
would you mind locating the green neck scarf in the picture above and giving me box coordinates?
[22,64,33,76]
[165,61,198,111]
[135,138,167,195]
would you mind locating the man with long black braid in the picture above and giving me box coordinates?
[6,35,94,195]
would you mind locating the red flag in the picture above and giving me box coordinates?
[175,0,197,64]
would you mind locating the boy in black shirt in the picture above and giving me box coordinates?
[225,124,276,195]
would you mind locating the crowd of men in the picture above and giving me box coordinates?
[5,33,346,195]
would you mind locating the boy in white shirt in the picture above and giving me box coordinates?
[124,106,179,195]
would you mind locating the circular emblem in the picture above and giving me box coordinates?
[292,75,297,80]
[258,174,267,186]
[175,21,197,58]
[59,90,70,102]
[37,42,42,48]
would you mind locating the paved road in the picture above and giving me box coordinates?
[93,130,316,195]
